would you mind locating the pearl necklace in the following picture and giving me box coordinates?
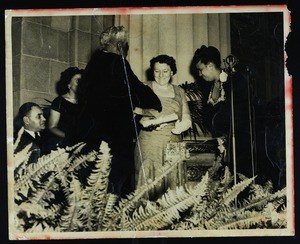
[64,96,78,104]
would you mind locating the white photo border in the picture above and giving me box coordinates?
[5,5,294,240]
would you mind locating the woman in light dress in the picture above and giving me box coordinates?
[135,54,191,200]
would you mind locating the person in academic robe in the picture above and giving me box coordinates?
[76,26,162,197]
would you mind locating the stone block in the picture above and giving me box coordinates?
[22,21,58,59]
[69,61,87,70]
[12,17,22,24]
[22,55,50,92]
[20,89,54,108]
[42,28,59,60]
[77,31,91,63]
[70,16,77,31]
[103,15,114,30]
[23,17,41,24]
[41,17,51,26]
[13,90,21,118]
[91,15,103,34]
[78,16,91,32]
[69,30,76,63]
[12,55,21,91]
[51,16,72,32]
[49,61,69,96]
[12,19,22,57]
[58,31,69,62]
[91,34,100,54]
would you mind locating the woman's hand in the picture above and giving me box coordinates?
[140,113,181,131]
[171,119,192,135]
[139,116,157,128]
[155,123,168,130]
[140,116,169,131]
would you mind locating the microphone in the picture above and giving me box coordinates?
[224,54,238,74]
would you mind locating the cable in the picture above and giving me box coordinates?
[120,54,149,200]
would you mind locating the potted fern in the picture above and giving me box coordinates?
[13,128,287,233]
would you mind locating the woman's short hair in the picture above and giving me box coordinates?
[192,45,221,73]
[56,67,84,95]
[150,54,177,75]
[99,26,128,50]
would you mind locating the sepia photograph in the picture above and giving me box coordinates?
[4,5,295,240]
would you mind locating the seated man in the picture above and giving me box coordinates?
[14,102,46,164]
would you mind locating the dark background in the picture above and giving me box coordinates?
[0,0,298,244]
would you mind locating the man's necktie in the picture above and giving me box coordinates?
[35,132,41,144]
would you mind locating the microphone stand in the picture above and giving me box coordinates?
[224,55,238,206]
[119,47,150,200]
[246,66,256,181]
[230,74,237,189]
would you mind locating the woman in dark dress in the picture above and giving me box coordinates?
[192,45,253,179]
[46,67,84,152]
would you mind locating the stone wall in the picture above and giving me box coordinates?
[12,15,114,116]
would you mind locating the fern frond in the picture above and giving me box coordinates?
[222,176,256,206]
[67,150,97,172]
[15,148,69,190]
[220,166,232,185]
[241,187,286,212]
[66,142,86,154]
[179,81,208,134]
[179,81,203,102]
[13,126,25,152]
[187,171,210,195]
[116,158,182,215]
[217,208,287,230]
[59,149,101,187]
[25,218,61,233]
[17,202,59,219]
[14,143,32,170]
[100,194,119,231]
[86,143,111,186]
[14,130,288,233]
[216,190,286,229]
[196,176,255,224]
[80,142,112,231]
[59,176,84,231]
[186,168,228,222]
[127,186,194,231]
[16,201,61,232]
[127,173,211,231]
[27,172,59,206]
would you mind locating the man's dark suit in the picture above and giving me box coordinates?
[14,130,44,164]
